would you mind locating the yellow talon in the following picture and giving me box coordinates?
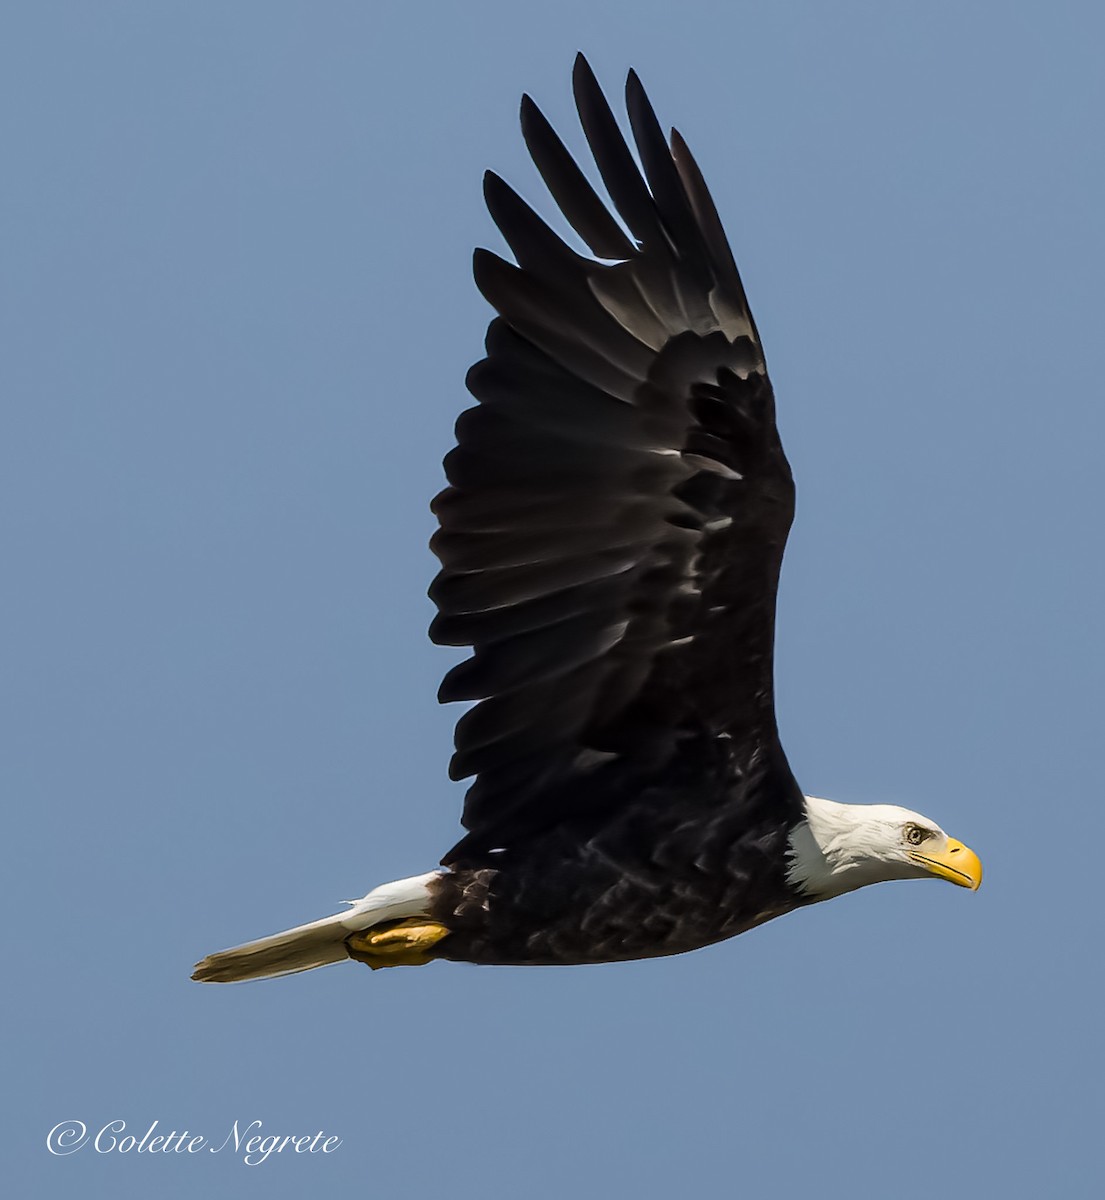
[346,919,450,969]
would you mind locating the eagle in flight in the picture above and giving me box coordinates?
[193,55,981,984]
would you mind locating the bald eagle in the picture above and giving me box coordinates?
[192,56,980,984]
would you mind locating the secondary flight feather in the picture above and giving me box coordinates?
[193,55,980,985]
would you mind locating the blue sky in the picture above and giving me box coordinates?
[5,2,1103,1196]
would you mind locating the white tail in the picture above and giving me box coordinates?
[191,871,440,983]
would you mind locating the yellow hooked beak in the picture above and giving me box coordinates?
[908,837,983,890]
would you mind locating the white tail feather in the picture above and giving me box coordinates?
[191,871,440,983]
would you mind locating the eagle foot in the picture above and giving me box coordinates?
[345,919,450,970]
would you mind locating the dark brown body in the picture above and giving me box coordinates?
[429,748,806,965]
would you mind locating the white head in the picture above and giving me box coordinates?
[786,795,982,901]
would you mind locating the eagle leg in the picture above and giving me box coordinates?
[345,919,450,969]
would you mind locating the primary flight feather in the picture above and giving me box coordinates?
[193,55,980,984]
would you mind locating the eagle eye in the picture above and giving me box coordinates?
[905,825,925,846]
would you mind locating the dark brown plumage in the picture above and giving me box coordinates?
[425,54,806,963]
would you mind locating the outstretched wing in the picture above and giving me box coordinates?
[431,56,797,862]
